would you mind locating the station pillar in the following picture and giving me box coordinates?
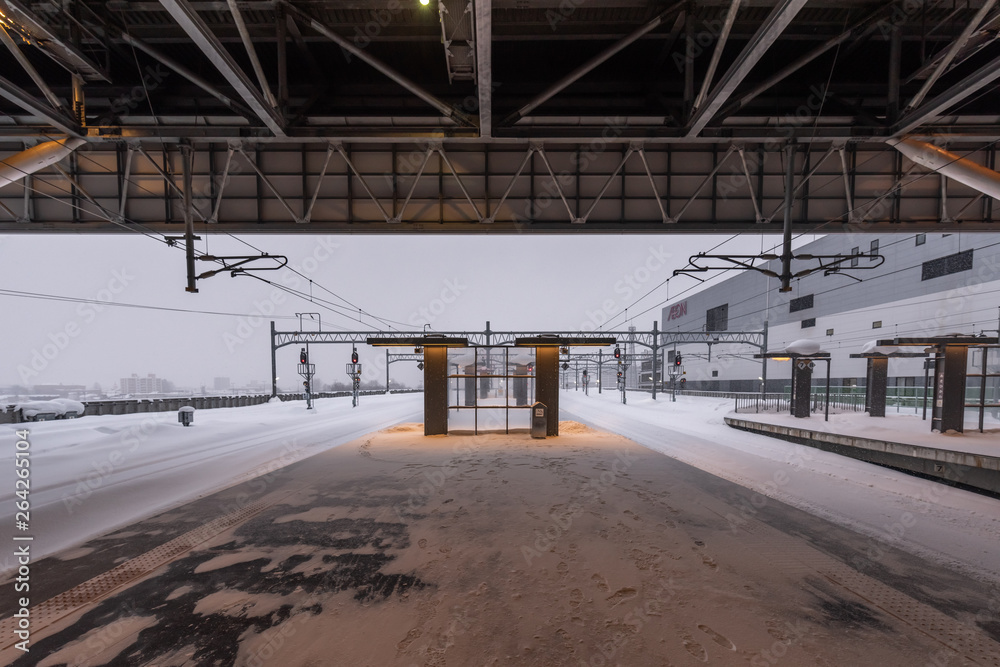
[866,357,889,418]
[535,346,560,436]
[791,359,813,418]
[932,346,968,433]
[424,346,449,435]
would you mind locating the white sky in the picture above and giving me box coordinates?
[0,232,791,390]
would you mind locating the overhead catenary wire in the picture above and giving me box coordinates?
[241,274,414,330]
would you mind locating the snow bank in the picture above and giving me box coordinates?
[783,339,822,355]
[53,398,86,416]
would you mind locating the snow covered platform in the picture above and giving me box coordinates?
[727,411,1000,495]
[3,422,1000,666]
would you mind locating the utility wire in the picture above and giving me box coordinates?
[0,287,301,319]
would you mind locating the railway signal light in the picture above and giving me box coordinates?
[351,348,359,364]
[300,348,308,364]
[527,363,533,373]
[674,354,682,366]
[614,346,621,359]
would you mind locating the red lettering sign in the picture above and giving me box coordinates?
[667,302,687,321]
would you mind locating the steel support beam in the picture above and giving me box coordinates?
[692,0,741,113]
[120,33,254,118]
[894,55,1000,136]
[0,74,81,136]
[474,0,492,138]
[501,1,684,126]
[0,24,64,113]
[686,0,808,137]
[0,0,110,82]
[226,0,279,110]
[282,2,473,127]
[904,0,997,114]
[718,4,889,120]
[157,0,286,136]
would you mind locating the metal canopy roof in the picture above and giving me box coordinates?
[0,0,998,234]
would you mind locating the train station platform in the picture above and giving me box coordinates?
[726,411,1000,496]
[3,422,999,666]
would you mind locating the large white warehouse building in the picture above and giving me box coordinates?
[661,233,1000,394]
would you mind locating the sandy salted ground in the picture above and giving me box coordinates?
[3,421,999,666]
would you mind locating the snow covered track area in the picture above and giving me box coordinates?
[0,393,423,569]
[0,392,998,665]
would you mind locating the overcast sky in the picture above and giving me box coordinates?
[0,232,792,391]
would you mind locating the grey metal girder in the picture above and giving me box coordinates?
[894,55,1000,136]
[0,74,81,136]
[474,0,492,138]
[157,0,286,136]
[686,0,809,137]
[0,0,111,82]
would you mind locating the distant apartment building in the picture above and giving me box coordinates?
[120,374,165,395]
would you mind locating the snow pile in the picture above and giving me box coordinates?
[861,339,901,355]
[17,400,69,419]
[267,396,283,404]
[17,399,86,419]
[53,398,86,416]
[783,339,822,355]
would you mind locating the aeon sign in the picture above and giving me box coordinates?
[667,301,687,321]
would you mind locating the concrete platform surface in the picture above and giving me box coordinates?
[2,422,999,666]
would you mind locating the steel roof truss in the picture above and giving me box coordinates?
[334,143,392,224]
[686,0,809,137]
[485,146,533,225]
[437,149,484,222]
[637,147,671,224]
[208,146,235,224]
[0,73,81,136]
[671,145,737,224]
[904,0,998,114]
[237,146,302,223]
[534,147,578,223]
[157,0,286,136]
[302,144,334,224]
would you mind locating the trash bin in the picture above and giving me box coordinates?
[178,406,195,427]
[531,402,547,439]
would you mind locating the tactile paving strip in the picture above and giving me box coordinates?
[731,514,1000,666]
[0,497,274,648]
